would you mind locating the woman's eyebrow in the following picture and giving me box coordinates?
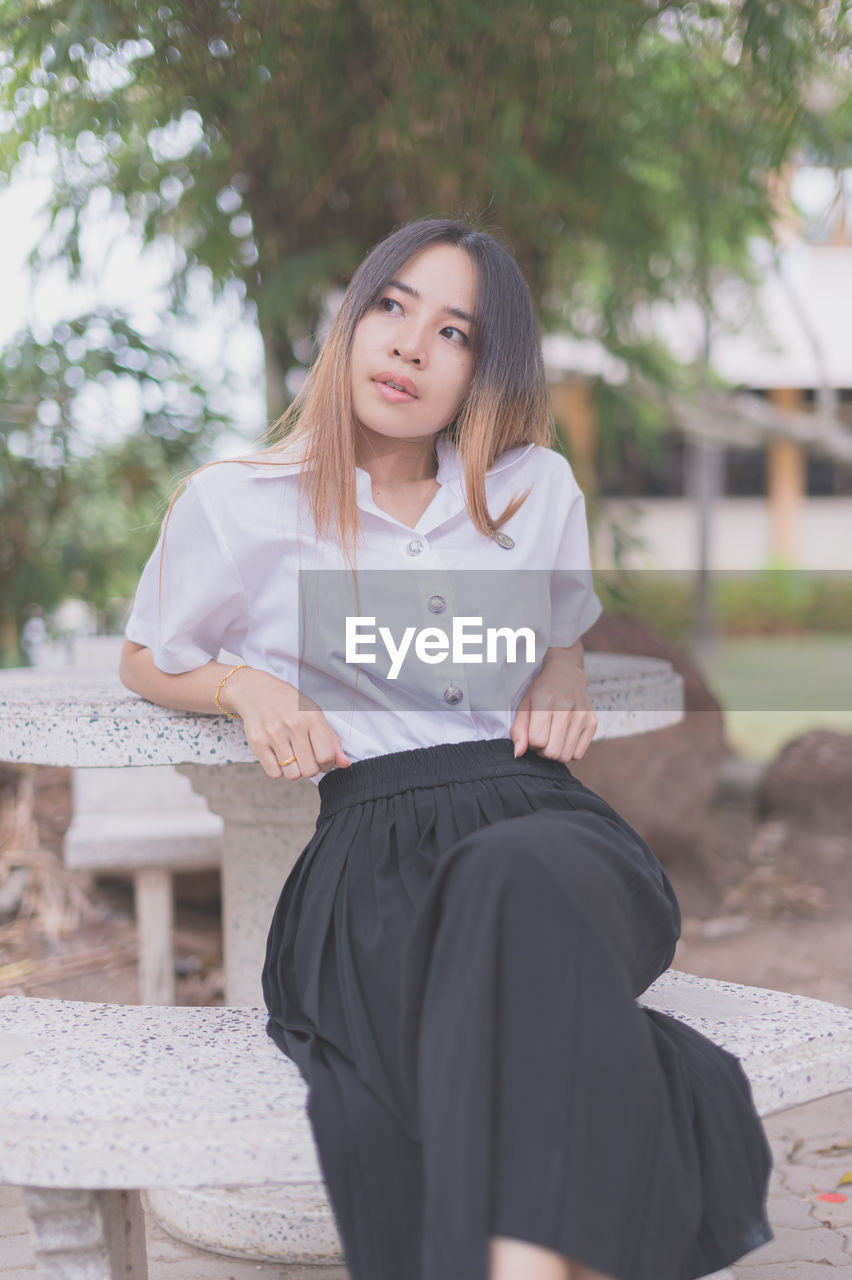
[387,278,475,325]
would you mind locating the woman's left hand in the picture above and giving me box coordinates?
[510,646,598,763]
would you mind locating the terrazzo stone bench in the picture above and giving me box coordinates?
[3,971,852,1280]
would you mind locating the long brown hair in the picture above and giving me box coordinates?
[157,218,554,606]
[262,217,554,559]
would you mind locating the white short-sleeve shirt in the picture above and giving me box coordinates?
[125,433,603,784]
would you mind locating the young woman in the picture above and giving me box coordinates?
[120,218,772,1280]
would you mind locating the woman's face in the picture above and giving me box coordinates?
[349,242,477,449]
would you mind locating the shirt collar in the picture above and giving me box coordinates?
[433,432,536,486]
[228,440,307,476]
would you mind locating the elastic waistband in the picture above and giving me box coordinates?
[317,737,573,817]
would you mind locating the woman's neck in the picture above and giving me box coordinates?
[355,430,439,487]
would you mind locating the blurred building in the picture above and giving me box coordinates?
[545,169,852,572]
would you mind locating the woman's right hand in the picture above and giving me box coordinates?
[220,666,351,780]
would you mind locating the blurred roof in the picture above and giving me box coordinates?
[656,243,852,390]
[545,242,852,392]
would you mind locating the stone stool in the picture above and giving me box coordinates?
[3,971,852,1277]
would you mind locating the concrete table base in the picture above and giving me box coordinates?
[22,1187,149,1280]
[175,763,321,1009]
[144,1183,341,1264]
[153,765,329,1262]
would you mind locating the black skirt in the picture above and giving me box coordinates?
[262,738,772,1280]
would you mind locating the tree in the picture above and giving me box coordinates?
[0,0,850,657]
[0,314,226,662]
[3,0,850,393]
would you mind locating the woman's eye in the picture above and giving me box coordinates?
[442,325,469,346]
[379,297,402,314]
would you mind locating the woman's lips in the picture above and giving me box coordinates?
[373,374,417,402]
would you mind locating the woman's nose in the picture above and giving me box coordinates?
[392,326,425,366]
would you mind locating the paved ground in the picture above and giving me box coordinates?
[2,1086,852,1278]
[731,1090,852,1278]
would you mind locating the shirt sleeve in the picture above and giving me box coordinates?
[549,463,603,648]
[124,472,248,673]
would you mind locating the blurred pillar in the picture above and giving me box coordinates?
[550,378,598,495]
[685,438,725,652]
[262,327,288,422]
[0,619,18,667]
[766,388,806,563]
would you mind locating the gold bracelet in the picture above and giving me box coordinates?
[215,663,250,718]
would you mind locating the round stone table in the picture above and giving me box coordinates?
[0,652,683,1262]
[0,652,683,1008]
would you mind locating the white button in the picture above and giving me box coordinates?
[428,594,447,613]
[494,532,515,549]
[406,538,424,556]
[443,685,463,705]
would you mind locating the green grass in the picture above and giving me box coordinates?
[693,634,852,761]
[596,570,852,639]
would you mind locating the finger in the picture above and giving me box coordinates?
[559,712,594,762]
[269,739,302,780]
[525,707,554,752]
[309,727,346,774]
[511,704,531,757]
[257,741,298,780]
[260,748,283,779]
[560,717,585,762]
[570,714,598,761]
[539,714,571,761]
[286,733,321,778]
